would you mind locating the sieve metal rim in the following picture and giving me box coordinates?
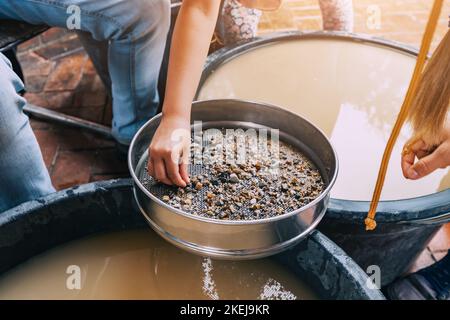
[128,99,339,226]
[133,185,328,259]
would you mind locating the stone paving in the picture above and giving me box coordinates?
[14,0,450,271]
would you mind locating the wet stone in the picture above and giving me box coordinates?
[195,182,203,190]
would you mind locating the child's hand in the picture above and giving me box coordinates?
[147,115,191,187]
[401,125,450,180]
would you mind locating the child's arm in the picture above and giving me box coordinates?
[148,0,222,187]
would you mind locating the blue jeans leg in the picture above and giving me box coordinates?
[0,0,170,144]
[0,54,55,212]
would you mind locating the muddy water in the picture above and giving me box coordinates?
[198,39,450,201]
[0,229,317,300]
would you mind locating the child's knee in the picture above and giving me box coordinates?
[129,0,170,40]
[101,0,170,41]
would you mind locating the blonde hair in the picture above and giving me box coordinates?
[408,30,450,146]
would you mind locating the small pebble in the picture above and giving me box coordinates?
[229,173,240,183]
[195,182,203,190]
[182,198,192,205]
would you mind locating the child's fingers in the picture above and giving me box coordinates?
[410,148,445,179]
[147,157,155,177]
[179,163,190,184]
[154,158,172,185]
[179,142,190,184]
[164,154,186,187]
[401,150,417,179]
[401,138,434,179]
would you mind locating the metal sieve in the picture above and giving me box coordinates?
[137,128,323,220]
[129,99,338,259]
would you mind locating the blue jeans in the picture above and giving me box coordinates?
[0,0,170,144]
[0,0,169,212]
[0,54,55,212]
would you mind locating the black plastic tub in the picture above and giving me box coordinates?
[0,179,384,300]
[195,31,450,285]
[320,193,450,286]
